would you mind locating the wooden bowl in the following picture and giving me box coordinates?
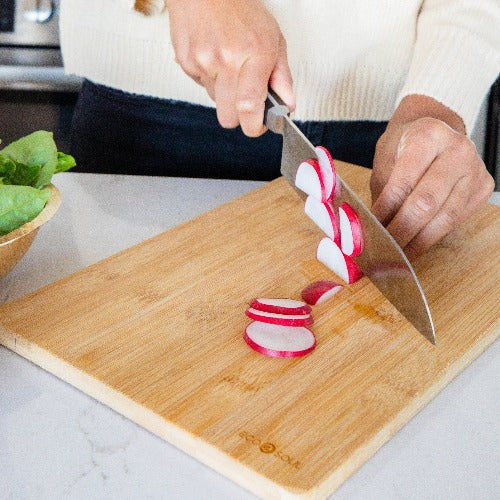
[0,185,61,279]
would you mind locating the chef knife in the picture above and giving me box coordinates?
[265,90,436,344]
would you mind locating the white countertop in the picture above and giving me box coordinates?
[1,172,499,500]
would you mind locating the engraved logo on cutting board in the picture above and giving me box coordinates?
[238,431,302,470]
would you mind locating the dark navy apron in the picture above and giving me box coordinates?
[70,79,387,180]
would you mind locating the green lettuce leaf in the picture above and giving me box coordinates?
[55,151,77,173]
[0,155,16,184]
[0,155,42,187]
[0,131,76,235]
[0,130,58,189]
[0,185,51,236]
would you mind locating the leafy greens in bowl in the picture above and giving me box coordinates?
[0,131,75,236]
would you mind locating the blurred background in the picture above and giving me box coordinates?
[0,0,498,188]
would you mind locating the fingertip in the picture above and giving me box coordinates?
[236,98,267,137]
[216,101,239,129]
[370,201,383,222]
[403,240,424,261]
[369,175,384,208]
[286,93,296,113]
[370,195,393,226]
[269,79,295,112]
[242,124,267,138]
[269,49,295,111]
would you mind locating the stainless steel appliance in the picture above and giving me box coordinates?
[0,0,81,151]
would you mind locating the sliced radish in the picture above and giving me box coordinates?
[316,237,363,284]
[301,280,343,305]
[304,196,341,244]
[334,176,342,198]
[244,321,316,358]
[245,307,313,326]
[314,146,336,201]
[294,159,326,202]
[250,298,311,316]
[339,202,364,257]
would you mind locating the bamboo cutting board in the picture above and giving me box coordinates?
[0,162,499,499]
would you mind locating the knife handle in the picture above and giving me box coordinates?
[264,89,289,135]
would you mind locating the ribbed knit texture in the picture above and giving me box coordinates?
[60,0,500,133]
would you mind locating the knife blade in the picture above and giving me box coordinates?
[265,91,436,344]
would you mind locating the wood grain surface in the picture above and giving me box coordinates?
[1,162,499,499]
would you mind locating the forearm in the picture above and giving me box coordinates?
[389,95,466,135]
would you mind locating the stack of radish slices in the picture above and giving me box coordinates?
[243,146,367,359]
[296,146,365,285]
[244,299,316,358]
[301,280,343,305]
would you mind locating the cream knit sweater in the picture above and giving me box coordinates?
[60,0,500,133]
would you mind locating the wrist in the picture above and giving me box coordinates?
[391,95,466,135]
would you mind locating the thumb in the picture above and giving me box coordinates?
[268,36,295,112]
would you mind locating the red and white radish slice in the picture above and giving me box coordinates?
[314,146,336,201]
[250,298,311,316]
[338,202,364,257]
[304,196,341,244]
[294,159,326,202]
[334,181,342,198]
[245,307,313,326]
[244,321,316,358]
[301,280,343,305]
[316,237,363,284]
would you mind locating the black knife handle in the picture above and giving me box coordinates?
[264,89,289,135]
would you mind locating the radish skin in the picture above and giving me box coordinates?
[295,159,327,202]
[304,196,341,244]
[244,321,316,358]
[301,280,343,305]
[245,307,313,326]
[316,237,363,284]
[339,202,364,257]
[250,298,311,316]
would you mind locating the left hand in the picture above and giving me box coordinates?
[371,95,495,260]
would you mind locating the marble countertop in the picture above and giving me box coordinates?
[1,172,499,500]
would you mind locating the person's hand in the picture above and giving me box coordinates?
[166,0,294,137]
[371,95,494,260]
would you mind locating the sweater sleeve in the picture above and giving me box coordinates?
[396,0,500,133]
[115,0,135,9]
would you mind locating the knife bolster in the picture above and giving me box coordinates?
[265,91,289,134]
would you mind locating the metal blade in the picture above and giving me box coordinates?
[334,167,436,344]
[265,93,436,344]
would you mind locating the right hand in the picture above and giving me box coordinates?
[166,0,295,137]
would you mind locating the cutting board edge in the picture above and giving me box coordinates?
[0,324,315,499]
[314,322,500,498]
[2,322,498,500]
